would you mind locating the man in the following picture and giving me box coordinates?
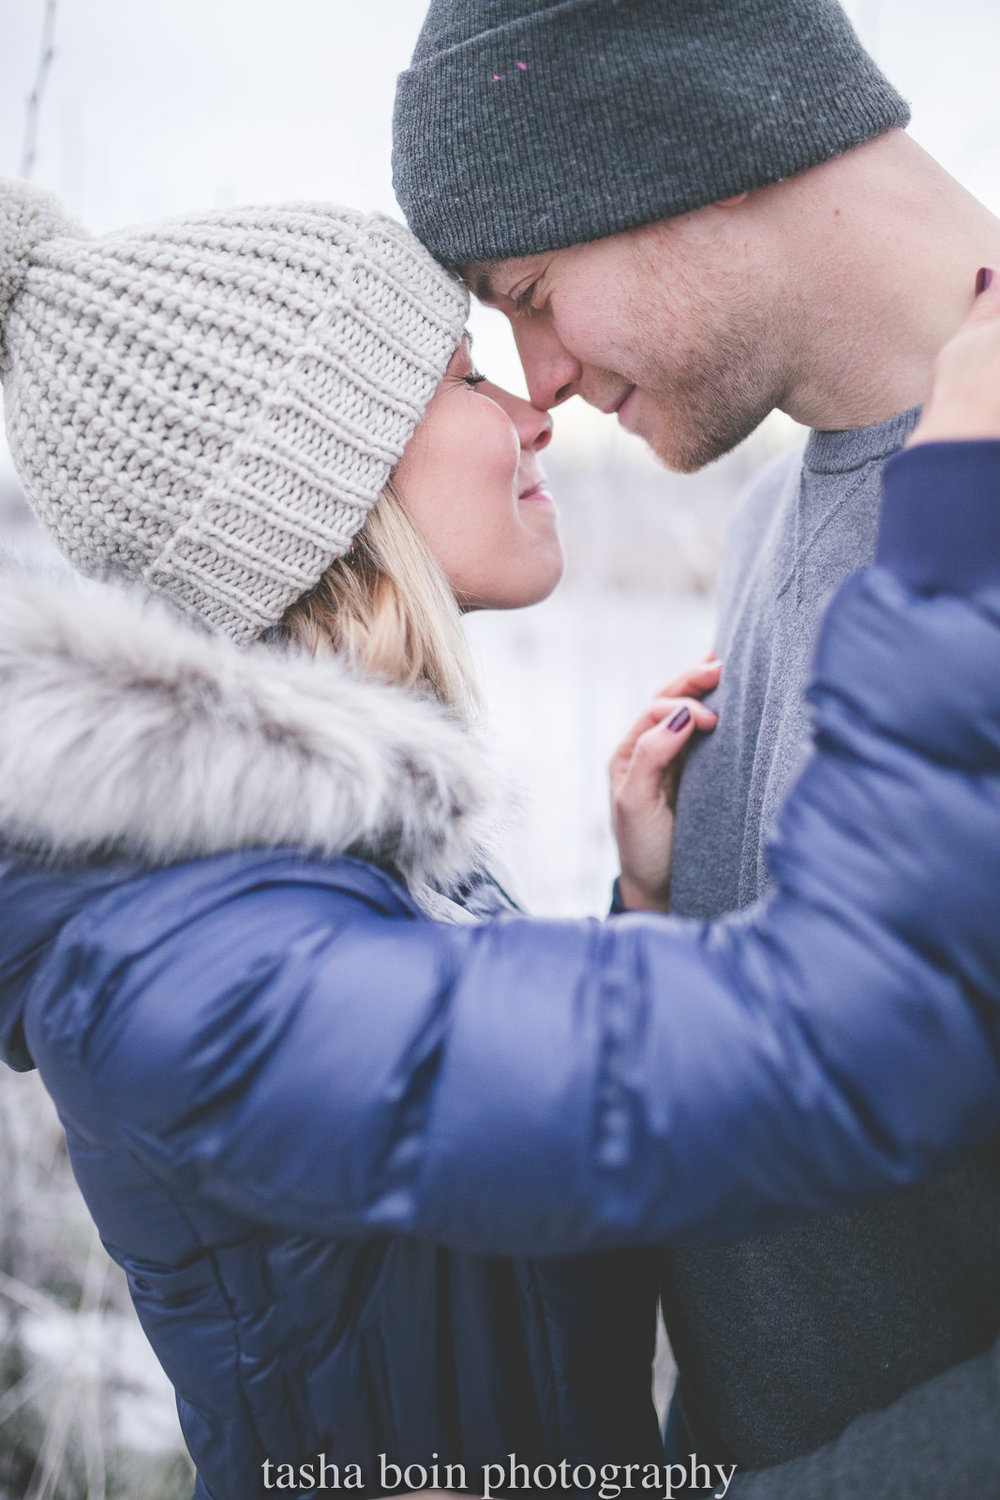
[392,1,1000,1494]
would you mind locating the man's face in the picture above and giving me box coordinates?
[466,207,789,473]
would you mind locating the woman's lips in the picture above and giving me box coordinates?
[518,481,554,504]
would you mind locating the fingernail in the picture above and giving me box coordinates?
[667,706,691,732]
[975,267,993,295]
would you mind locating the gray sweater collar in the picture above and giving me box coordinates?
[805,406,922,475]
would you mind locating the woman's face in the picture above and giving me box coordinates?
[393,340,562,609]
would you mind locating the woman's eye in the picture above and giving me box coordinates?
[462,371,487,389]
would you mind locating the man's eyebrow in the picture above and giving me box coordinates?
[469,269,500,305]
[468,259,547,307]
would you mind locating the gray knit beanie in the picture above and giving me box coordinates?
[0,179,468,642]
[393,0,910,268]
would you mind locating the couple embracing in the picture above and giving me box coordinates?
[1,2,1000,1498]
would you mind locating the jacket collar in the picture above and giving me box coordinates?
[0,564,497,894]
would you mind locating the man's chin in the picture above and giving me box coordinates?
[638,401,771,474]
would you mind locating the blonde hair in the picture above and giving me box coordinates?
[276,482,480,720]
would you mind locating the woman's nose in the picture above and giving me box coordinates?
[520,399,553,453]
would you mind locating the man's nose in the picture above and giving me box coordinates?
[512,319,583,410]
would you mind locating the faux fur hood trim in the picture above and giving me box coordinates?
[0,567,498,893]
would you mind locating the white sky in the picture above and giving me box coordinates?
[3,0,1000,486]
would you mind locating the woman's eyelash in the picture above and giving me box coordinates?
[462,371,487,388]
[513,283,538,314]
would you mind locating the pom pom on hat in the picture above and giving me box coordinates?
[0,179,82,342]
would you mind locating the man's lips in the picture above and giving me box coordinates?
[615,387,640,430]
[595,386,636,417]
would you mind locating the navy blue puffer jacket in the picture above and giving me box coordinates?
[1,444,999,1498]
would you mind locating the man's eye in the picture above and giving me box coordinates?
[462,371,487,389]
[513,282,539,314]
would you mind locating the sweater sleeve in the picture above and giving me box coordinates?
[727,1335,1000,1499]
[26,444,1000,1256]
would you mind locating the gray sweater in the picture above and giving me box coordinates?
[668,409,1000,1496]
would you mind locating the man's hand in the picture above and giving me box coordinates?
[910,266,1000,444]
[610,656,721,913]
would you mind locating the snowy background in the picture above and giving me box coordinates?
[1,0,1000,1493]
[3,0,1000,918]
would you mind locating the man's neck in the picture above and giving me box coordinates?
[777,133,1000,433]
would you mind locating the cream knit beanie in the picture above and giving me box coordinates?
[0,180,469,642]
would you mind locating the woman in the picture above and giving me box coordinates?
[0,179,999,1497]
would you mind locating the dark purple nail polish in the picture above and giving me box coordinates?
[975,267,993,296]
[667,706,691,732]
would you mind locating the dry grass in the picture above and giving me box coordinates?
[0,1071,194,1500]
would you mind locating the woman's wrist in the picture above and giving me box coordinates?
[615,871,671,915]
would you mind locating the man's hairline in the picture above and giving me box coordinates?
[459,163,859,306]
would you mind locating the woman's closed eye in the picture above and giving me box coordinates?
[463,370,488,389]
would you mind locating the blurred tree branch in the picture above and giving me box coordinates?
[20,0,59,181]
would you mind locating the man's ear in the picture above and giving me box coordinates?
[716,193,749,207]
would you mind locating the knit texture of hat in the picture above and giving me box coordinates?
[0,180,469,642]
[393,0,911,268]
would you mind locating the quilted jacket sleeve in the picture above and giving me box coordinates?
[28,441,1000,1257]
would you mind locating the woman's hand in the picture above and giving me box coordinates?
[909,267,1000,445]
[610,657,721,913]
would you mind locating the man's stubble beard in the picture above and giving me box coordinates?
[622,236,788,474]
[639,320,785,474]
